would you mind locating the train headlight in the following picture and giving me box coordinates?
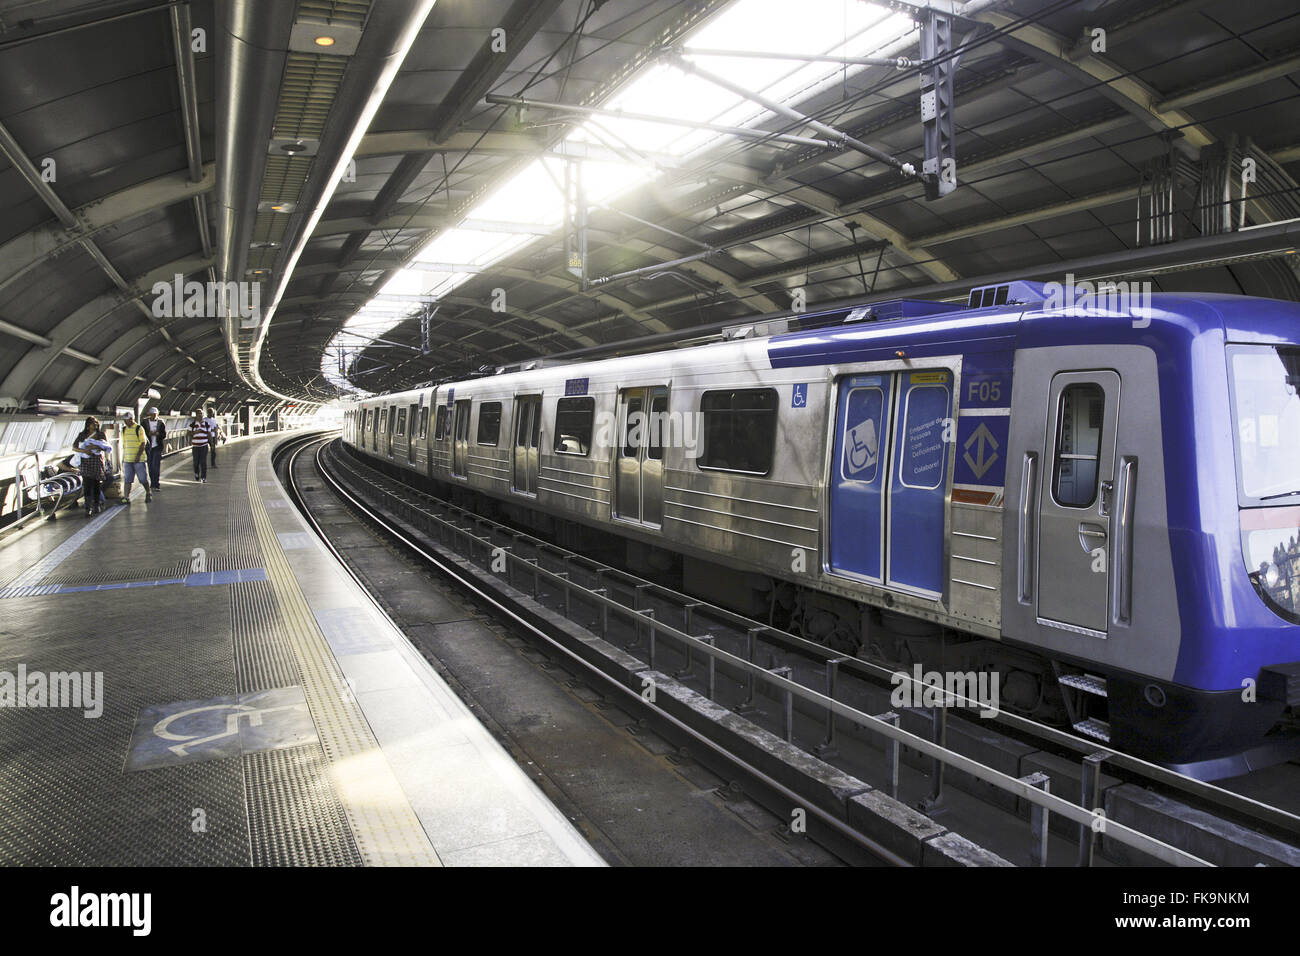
[1263,562,1282,589]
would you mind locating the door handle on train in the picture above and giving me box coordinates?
[1112,456,1138,626]
[1077,522,1107,553]
[1018,451,1038,605]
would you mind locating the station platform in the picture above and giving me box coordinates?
[0,432,602,867]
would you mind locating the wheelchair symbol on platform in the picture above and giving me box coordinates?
[845,418,879,476]
[152,699,309,756]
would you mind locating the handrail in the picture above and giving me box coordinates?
[1112,456,1137,626]
[9,453,53,529]
[1017,451,1038,604]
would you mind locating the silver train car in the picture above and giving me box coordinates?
[342,282,1300,773]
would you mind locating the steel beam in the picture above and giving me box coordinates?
[1154,52,1300,113]
[0,164,216,297]
[485,94,843,151]
[914,186,1140,246]
[0,255,214,403]
[967,9,1215,149]
[670,55,923,180]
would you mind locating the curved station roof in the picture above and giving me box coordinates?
[0,0,1297,412]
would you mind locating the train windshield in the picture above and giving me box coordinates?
[1230,345,1300,502]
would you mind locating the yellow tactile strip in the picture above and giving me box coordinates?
[245,448,441,867]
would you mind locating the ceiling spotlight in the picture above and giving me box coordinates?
[279,141,309,154]
[314,35,335,47]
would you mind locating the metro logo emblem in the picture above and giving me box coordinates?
[963,422,1000,480]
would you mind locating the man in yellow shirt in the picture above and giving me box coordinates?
[119,410,152,503]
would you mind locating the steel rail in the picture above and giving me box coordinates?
[341,443,1300,843]
[324,441,1219,866]
[289,435,911,867]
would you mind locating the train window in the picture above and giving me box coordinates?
[897,384,950,490]
[434,406,449,441]
[840,387,885,484]
[554,397,594,456]
[396,408,407,437]
[476,402,502,445]
[621,396,644,458]
[386,407,396,435]
[418,407,429,440]
[1229,345,1300,501]
[455,401,471,441]
[699,388,778,475]
[646,392,668,461]
[1052,383,1104,507]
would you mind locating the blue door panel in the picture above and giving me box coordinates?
[829,375,890,581]
[887,373,952,594]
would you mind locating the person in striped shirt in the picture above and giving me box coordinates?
[189,410,211,482]
[204,406,224,468]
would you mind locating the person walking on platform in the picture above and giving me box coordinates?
[74,416,106,510]
[78,429,111,516]
[143,406,166,491]
[204,406,224,469]
[118,410,151,503]
[189,410,210,482]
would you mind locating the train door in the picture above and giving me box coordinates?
[452,399,471,478]
[418,400,430,468]
[615,385,667,526]
[1036,371,1120,635]
[386,406,396,457]
[828,374,893,582]
[827,369,952,596]
[512,395,541,495]
[887,370,953,595]
[395,406,408,459]
[433,403,449,476]
[408,400,419,464]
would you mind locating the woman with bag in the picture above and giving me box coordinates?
[74,416,106,512]
[78,428,111,517]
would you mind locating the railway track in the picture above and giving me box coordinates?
[277,433,880,866]
[294,434,1300,866]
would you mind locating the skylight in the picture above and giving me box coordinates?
[323,0,916,394]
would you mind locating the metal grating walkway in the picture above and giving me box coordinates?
[0,434,362,866]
